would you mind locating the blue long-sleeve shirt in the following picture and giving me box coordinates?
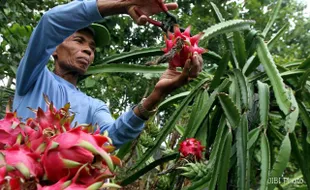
[13,0,145,148]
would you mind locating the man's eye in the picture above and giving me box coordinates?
[74,39,83,43]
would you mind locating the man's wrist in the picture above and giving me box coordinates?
[133,90,167,120]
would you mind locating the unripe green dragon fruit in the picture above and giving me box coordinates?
[178,162,210,181]
[156,175,171,190]
[139,132,155,148]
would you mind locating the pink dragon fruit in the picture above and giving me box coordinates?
[41,127,121,183]
[162,25,206,68]
[179,138,204,160]
[37,176,71,190]
[38,164,121,190]
[25,97,74,154]
[0,146,43,189]
[0,111,24,149]
[0,96,122,189]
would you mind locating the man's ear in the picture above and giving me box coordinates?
[52,51,57,60]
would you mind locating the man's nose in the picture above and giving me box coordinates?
[82,47,92,56]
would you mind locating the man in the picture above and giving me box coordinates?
[13,0,203,148]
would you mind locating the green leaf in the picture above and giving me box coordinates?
[262,0,283,37]
[203,50,223,62]
[297,68,310,91]
[297,101,310,142]
[302,125,310,187]
[210,2,224,22]
[208,118,229,190]
[233,32,247,68]
[200,20,255,43]
[298,56,310,70]
[194,116,208,147]
[233,69,249,110]
[209,51,230,91]
[120,153,178,186]
[131,78,210,171]
[218,93,241,128]
[93,46,222,65]
[185,89,207,133]
[85,77,96,88]
[247,127,261,150]
[257,81,270,128]
[86,64,167,75]
[243,24,288,76]
[217,128,232,190]
[185,172,212,190]
[290,132,310,187]
[116,141,132,160]
[175,125,185,136]
[249,70,304,84]
[267,24,288,49]
[284,88,298,133]
[279,70,305,79]
[94,47,164,65]
[229,73,241,109]
[256,37,291,115]
[268,135,291,190]
[245,29,259,57]
[236,115,248,190]
[158,91,190,110]
[183,80,230,140]
[260,132,270,190]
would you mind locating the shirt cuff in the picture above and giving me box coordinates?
[127,106,147,130]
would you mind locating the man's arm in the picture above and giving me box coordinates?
[16,0,102,95]
[93,53,203,148]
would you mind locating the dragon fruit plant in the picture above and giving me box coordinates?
[162,25,206,68]
[0,96,121,189]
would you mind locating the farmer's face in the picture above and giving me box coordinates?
[54,30,95,75]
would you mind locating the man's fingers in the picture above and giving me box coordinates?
[137,15,148,25]
[128,6,140,23]
[128,7,148,25]
[197,53,203,72]
[187,53,200,78]
[165,3,178,11]
[182,59,192,78]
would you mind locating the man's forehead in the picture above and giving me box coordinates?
[73,31,96,44]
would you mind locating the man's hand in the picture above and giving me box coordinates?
[97,0,177,25]
[154,52,203,96]
[133,52,203,120]
[126,0,178,25]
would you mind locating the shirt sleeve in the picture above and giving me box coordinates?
[16,0,102,96]
[92,102,146,148]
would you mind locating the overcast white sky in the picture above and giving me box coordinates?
[298,0,310,17]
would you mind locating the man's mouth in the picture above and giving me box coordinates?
[77,57,90,65]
